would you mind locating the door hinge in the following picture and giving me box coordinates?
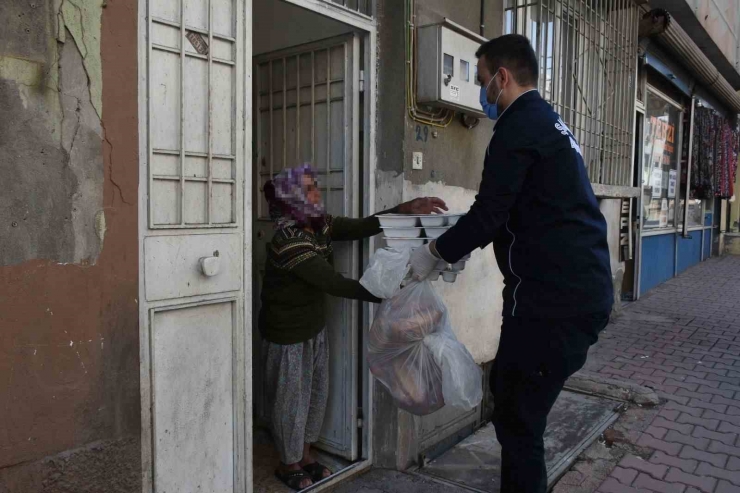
[357,407,364,428]
[359,70,365,93]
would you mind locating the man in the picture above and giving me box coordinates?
[410,34,613,493]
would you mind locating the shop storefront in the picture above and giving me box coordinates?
[634,47,739,297]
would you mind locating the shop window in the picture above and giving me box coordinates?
[642,90,681,229]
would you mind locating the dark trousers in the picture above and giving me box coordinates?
[490,313,609,493]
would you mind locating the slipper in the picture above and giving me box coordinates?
[302,462,332,482]
[275,469,312,491]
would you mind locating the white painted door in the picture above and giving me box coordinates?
[253,34,361,461]
[138,0,248,491]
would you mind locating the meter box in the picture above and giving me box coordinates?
[416,19,488,117]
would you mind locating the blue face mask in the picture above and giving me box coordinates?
[479,72,503,120]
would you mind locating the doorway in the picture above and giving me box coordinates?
[250,1,372,491]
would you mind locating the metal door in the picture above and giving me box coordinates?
[138,0,247,491]
[253,34,361,461]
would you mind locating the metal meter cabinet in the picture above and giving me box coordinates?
[416,19,487,117]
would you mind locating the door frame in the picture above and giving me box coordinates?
[249,0,378,487]
[249,1,378,485]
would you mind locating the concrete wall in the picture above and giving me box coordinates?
[373,0,504,470]
[683,0,740,72]
[0,0,140,490]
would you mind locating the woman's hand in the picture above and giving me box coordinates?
[397,197,448,215]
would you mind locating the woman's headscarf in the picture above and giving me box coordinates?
[264,163,326,230]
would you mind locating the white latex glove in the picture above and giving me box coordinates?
[409,243,440,281]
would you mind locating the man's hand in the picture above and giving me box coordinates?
[409,243,440,281]
[397,197,448,215]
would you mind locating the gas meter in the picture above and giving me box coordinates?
[416,19,488,118]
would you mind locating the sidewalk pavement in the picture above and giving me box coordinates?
[582,256,740,493]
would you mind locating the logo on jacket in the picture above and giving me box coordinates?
[555,118,583,158]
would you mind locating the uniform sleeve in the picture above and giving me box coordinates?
[291,255,382,303]
[435,144,538,263]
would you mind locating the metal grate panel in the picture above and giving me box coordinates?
[147,0,239,228]
[325,0,373,18]
[505,0,638,187]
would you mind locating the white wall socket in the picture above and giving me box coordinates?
[412,152,423,170]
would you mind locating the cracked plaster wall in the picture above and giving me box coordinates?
[0,0,140,488]
[0,0,105,267]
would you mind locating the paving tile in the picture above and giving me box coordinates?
[666,402,704,418]
[729,457,740,472]
[619,455,669,479]
[709,441,740,459]
[612,466,639,486]
[653,417,694,435]
[695,463,740,486]
[637,434,684,456]
[680,445,728,468]
[650,451,698,474]
[713,394,740,406]
[633,473,686,492]
[666,379,702,392]
[689,398,729,414]
[704,411,740,428]
[693,426,737,446]
[715,479,740,493]
[665,430,710,451]
[598,477,651,493]
[677,413,720,431]
[678,390,714,403]
[698,386,737,399]
[719,383,740,393]
[660,409,681,421]
[645,426,669,440]
[664,467,718,492]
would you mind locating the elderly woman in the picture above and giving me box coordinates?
[261,164,446,490]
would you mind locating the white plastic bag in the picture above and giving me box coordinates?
[360,248,412,299]
[368,281,483,415]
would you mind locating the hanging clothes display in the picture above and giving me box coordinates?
[691,107,739,199]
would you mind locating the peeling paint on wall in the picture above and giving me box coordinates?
[404,180,503,364]
[0,0,105,267]
[59,0,104,118]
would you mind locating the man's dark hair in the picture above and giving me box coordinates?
[475,34,538,87]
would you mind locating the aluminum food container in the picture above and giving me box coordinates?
[384,237,426,249]
[436,259,450,270]
[451,261,465,272]
[377,215,419,228]
[381,227,423,238]
[419,215,447,227]
[428,270,442,281]
[442,272,458,283]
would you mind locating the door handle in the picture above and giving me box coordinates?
[257,230,265,239]
[200,256,221,277]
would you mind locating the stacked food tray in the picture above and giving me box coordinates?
[377,213,468,283]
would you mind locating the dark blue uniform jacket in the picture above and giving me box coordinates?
[435,90,614,319]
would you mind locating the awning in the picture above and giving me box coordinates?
[644,9,740,115]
